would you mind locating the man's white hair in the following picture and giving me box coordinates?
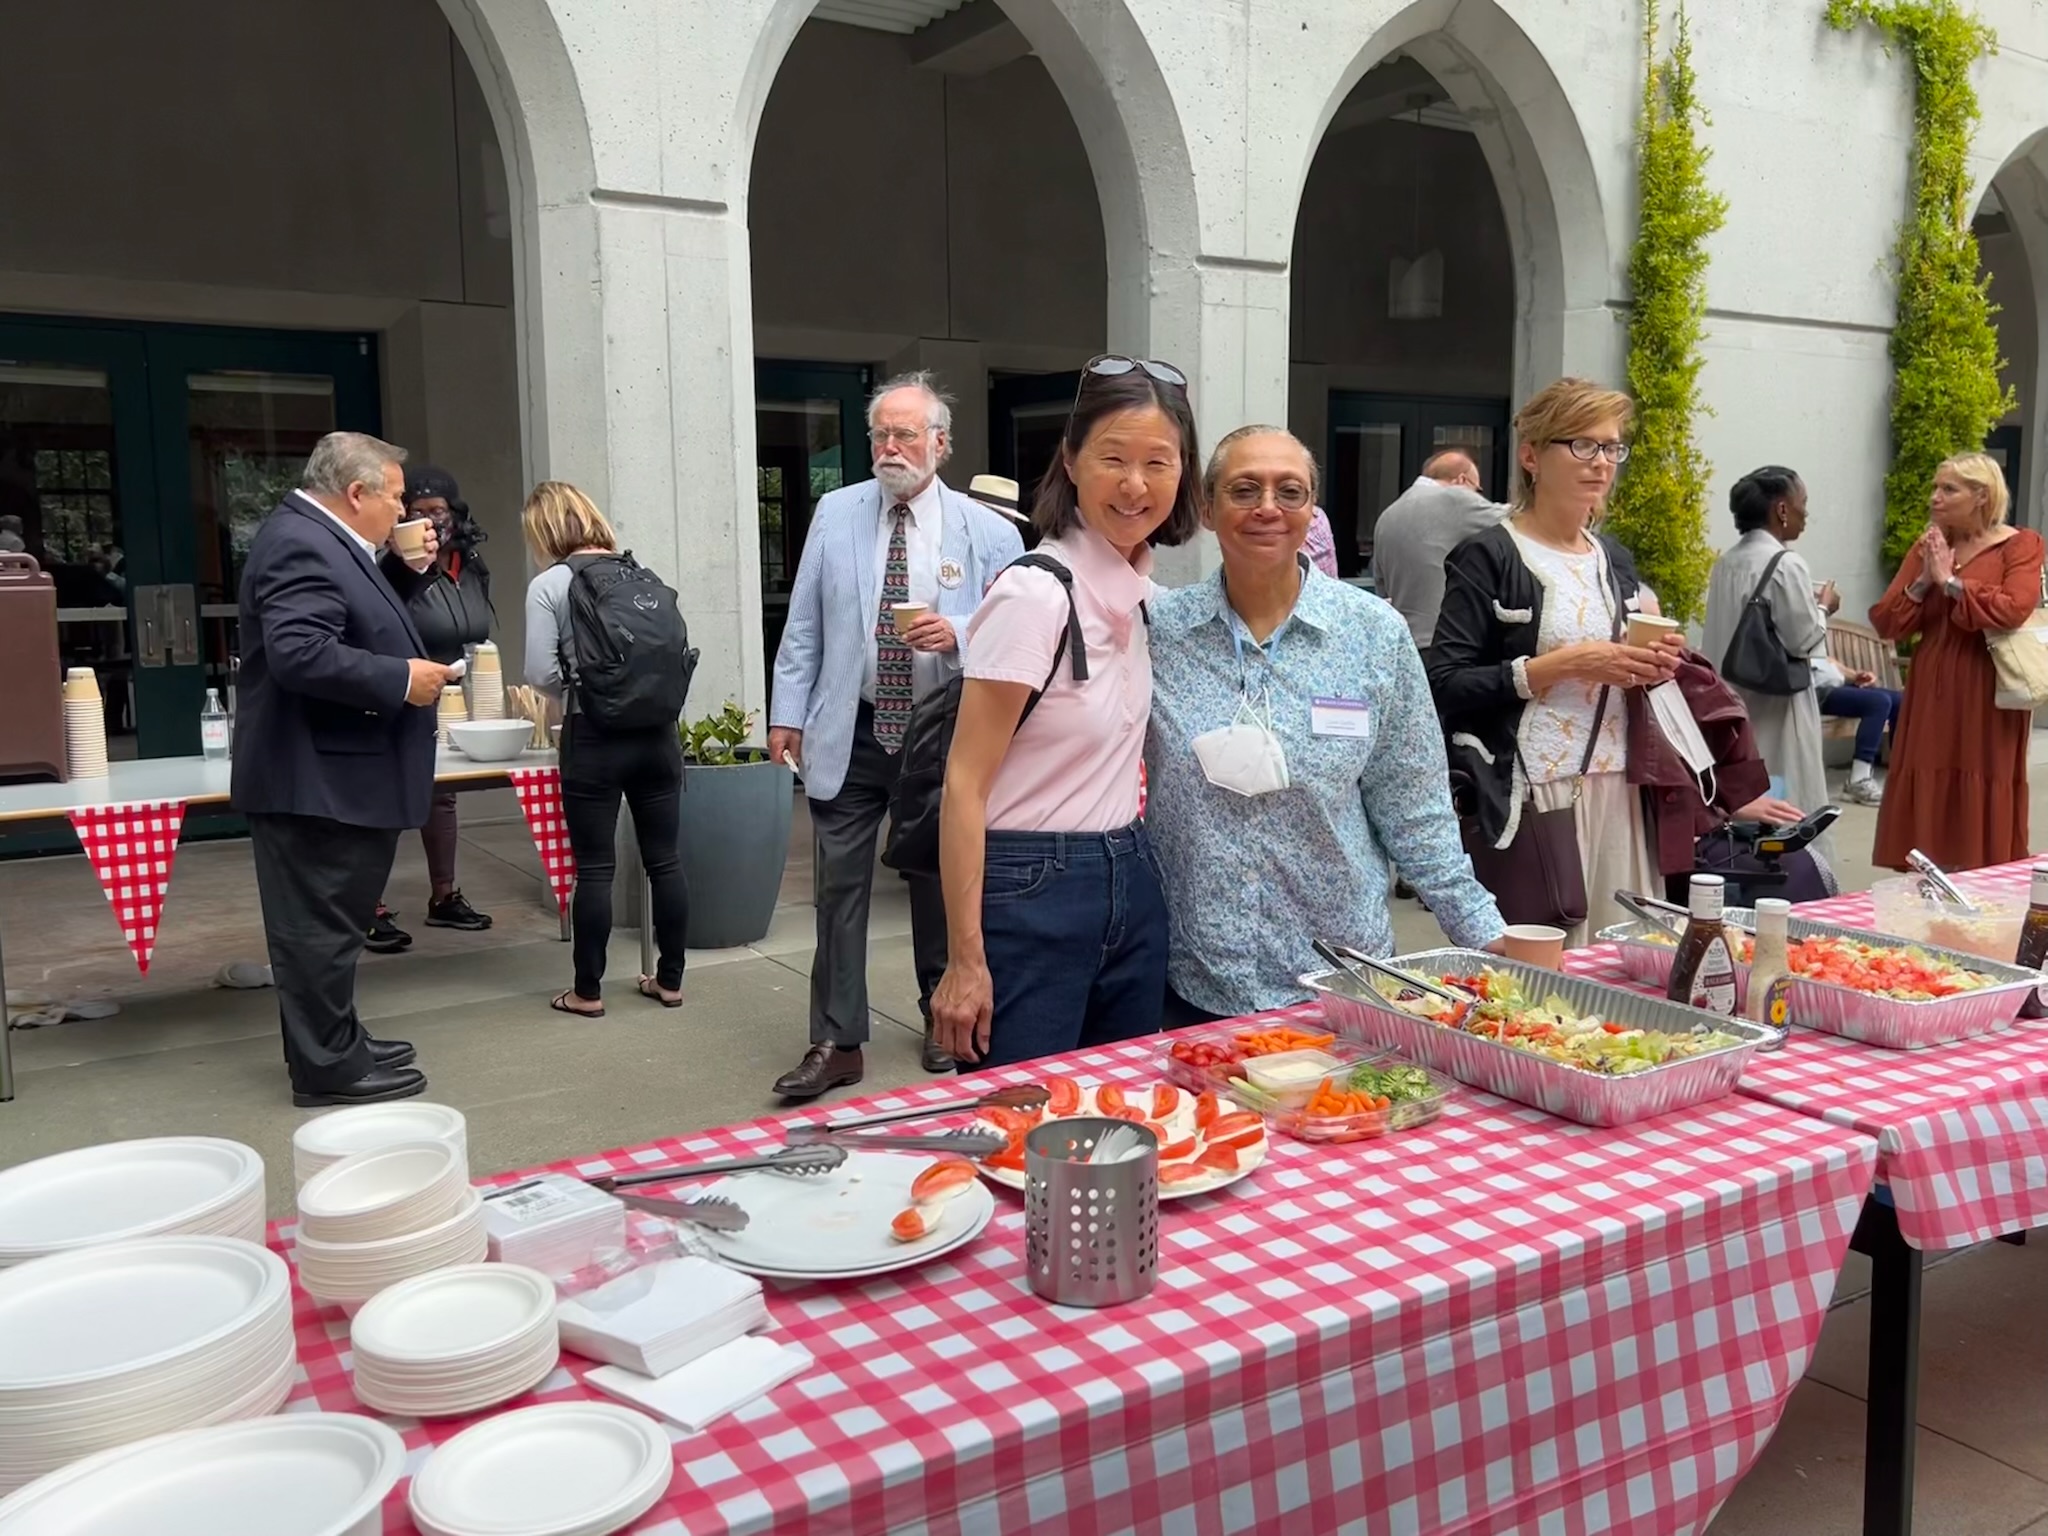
[867,371,954,437]
[301,431,406,497]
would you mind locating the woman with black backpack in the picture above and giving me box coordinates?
[522,481,693,1017]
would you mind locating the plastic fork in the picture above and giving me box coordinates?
[588,1143,847,1192]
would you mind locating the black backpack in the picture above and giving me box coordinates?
[560,552,699,730]
[881,553,1087,875]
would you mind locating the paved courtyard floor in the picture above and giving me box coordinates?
[2,767,2045,1533]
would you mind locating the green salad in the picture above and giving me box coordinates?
[1397,967,1743,1075]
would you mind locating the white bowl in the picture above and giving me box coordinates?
[296,1143,466,1243]
[447,719,533,762]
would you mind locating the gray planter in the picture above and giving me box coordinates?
[679,754,795,948]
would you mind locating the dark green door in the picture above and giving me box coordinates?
[754,360,871,667]
[0,314,380,763]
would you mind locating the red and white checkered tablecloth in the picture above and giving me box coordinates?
[65,798,188,974]
[1569,859,2048,1251]
[508,766,575,915]
[274,1019,1876,1536]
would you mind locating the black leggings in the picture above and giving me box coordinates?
[559,717,690,999]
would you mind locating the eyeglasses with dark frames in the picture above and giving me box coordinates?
[1551,438,1631,465]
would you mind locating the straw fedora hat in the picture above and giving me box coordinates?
[968,474,1029,525]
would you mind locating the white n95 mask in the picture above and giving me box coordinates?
[1192,696,1290,798]
[1646,679,1717,805]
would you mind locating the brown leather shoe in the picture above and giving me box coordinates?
[773,1044,864,1100]
[920,1023,953,1074]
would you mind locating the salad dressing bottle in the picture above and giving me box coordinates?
[1743,898,1794,1035]
[2014,864,2048,1020]
[1667,874,1738,1016]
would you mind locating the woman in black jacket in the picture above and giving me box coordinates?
[367,466,495,950]
[1425,379,1682,942]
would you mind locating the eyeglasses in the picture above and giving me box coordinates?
[868,426,932,448]
[1552,438,1631,465]
[1222,480,1313,512]
[1083,355,1188,389]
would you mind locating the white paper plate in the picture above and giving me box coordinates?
[294,1104,467,1186]
[350,1264,555,1364]
[975,1084,1267,1200]
[0,1141,263,1261]
[0,1238,288,1391]
[353,1339,558,1420]
[0,1413,405,1535]
[297,1142,466,1235]
[694,1152,996,1279]
[409,1402,672,1536]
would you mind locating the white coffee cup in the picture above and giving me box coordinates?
[892,602,930,635]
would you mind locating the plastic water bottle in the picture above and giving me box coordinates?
[200,688,230,759]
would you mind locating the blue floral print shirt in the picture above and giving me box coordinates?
[1145,560,1505,1015]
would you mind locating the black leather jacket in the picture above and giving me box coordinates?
[408,557,494,664]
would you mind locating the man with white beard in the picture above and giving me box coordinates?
[767,373,1024,1097]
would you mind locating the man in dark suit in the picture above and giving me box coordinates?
[232,432,458,1106]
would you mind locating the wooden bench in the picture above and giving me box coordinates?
[1822,619,1902,741]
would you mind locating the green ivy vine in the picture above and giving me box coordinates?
[1825,0,2014,566]
[1605,0,1726,624]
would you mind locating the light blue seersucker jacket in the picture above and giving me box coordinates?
[770,479,1024,802]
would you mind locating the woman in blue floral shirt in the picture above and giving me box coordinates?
[1145,426,1505,1024]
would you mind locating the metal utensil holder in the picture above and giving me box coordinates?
[1024,1117,1158,1308]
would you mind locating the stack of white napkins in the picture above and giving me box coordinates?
[480,1173,626,1276]
[587,1338,814,1434]
[555,1255,768,1377]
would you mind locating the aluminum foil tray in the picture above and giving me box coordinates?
[1594,913,2043,1051]
[1299,950,1772,1128]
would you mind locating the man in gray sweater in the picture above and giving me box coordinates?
[1368,450,1507,650]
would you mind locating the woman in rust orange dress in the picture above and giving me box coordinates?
[1870,452,2044,871]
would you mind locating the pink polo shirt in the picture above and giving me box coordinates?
[964,528,1153,833]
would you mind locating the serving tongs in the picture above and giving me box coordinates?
[588,1143,846,1192]
[785,1127,1009,1157]
[1906,850,1979,913]
[612,1192,751,1232]
[1614,890,1689,940]
[1312,938,1475,1012]
[783,1083,1050,1141]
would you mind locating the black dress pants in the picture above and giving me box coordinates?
[249,812,400,1094]
[807,705,947,1048]
[559,716,691,1000]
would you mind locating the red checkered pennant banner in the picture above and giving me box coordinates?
[508,766,575,914]
[67,798,189,974]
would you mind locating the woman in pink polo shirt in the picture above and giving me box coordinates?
[931,358,1203,1068]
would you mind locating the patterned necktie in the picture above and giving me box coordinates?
[872,505,915,752]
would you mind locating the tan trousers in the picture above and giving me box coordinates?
[1529,772,1658,948]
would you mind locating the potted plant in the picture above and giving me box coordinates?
[678,701,794,948]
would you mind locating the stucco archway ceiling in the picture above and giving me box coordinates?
[812,0,966,33]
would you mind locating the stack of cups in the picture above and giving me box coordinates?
[437,687,468,746]
[469,642,504,721]
[63,668,109,780]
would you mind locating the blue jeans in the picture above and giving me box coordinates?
[969,821,1168,1070]
[1819,685,1901,763]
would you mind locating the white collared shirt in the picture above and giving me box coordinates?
[862,477,946,703]
[294,490,381,563]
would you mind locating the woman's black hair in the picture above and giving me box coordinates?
[1730,466,1801,534]
[1028,368,1203,548]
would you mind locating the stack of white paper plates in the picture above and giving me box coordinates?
[349,1264,559,1418]
[409,1403,673,1536]
[292,1103,468,1188]
[0,1238,295,1495]
[0,1141,265,1268]
[0,1412,405,1534]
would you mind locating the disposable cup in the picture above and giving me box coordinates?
[1500,924,1567,970]
[392,520,431,561]
[1625,614,1681,649]
[892,602,929,635]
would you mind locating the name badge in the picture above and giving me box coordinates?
[1310,697,1371,738]
[937,557,965,590]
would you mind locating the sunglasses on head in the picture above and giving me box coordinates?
[1082,355,1188,390]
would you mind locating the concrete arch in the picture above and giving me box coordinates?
[1295,0,1613,404]
[1986,132,2048,526]
[432,0,604,493]
[734,0,1201,354]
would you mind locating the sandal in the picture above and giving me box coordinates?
[636,975,684,1009]
[550,990,605,1018]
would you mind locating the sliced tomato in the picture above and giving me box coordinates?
[1160,1135,1198,1161]
[1210,1124,1266,1154]
[1195,1142,1240,1174]
[1044,1076,1082,1116]
[985,1146,1026,1173]
[1194,1091,1221,1130]
[1104,1104,1147,1124]
[1140,1118,1173,1146]
[984,1106,1031,1136]
[1095,1084,1127,1116]
[1150,1084,1180,1121]
[1205,1111,1263,1141]
[1158,1162,1210,1186]
[891,1207,934,1242]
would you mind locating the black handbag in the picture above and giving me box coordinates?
[1719,550,1812,696]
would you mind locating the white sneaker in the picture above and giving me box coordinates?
[1844,778,1884,806]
